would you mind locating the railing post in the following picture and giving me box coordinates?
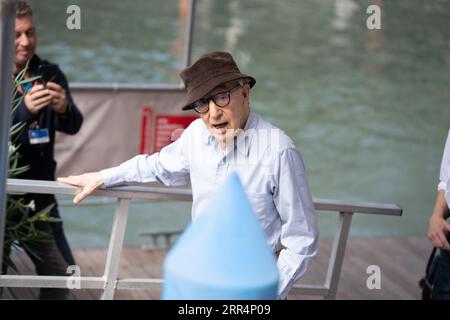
[101,197,130,300]
[182,0,196,68]
[324,211,353,299]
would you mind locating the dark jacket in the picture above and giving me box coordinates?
[12,54,83,215]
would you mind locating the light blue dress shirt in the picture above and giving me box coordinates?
[438,129,450,205]
[101,110,319,299]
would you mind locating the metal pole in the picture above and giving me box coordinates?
[324,212,353,299]
[101,198,130,300]
[182,0,196,69]
[0,0,16,271]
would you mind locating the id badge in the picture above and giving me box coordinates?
[28,128,50,144]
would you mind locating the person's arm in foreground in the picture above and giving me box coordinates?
[429,191,450,251]
[429,130,450,251]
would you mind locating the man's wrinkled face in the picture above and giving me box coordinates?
[15,15,36,69]
[200,81,250,148]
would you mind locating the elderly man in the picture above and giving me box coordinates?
[59,51,318,299]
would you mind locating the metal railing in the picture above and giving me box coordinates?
[0,178,402,300]
[138,230,183,250]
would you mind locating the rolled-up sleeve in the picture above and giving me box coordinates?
[273,148,319,299]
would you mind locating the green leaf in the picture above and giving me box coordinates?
[10,122,26,137]
[15,75,41,86]
[20,243,44,262]
[14,61,29,82]
[4,62,59,267]
[29,203,55,222]
[2,254,18,272]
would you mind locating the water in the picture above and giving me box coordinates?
[26,0,450,247]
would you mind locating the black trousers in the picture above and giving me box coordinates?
[3,217,76,300]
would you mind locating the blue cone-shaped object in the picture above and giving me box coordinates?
[161,171,279,299]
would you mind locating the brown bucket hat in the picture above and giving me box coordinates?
[180,51,256,111]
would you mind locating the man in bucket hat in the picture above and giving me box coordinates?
[59,51,318,299]
[179,51,256,150]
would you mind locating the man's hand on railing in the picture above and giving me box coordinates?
[57,172,104,204]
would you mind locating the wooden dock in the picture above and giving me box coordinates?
[1,236,431,300]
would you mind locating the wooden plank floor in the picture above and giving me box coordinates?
[1,236,432,300]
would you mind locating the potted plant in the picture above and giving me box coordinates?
[2,64,58,272]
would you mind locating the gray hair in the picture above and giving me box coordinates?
[16,1,33,18]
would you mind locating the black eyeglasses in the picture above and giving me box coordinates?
[191,80,245,114]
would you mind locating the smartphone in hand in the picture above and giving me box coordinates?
[38,64,58,84]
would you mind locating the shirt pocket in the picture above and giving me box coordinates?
[246,192,272,230]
